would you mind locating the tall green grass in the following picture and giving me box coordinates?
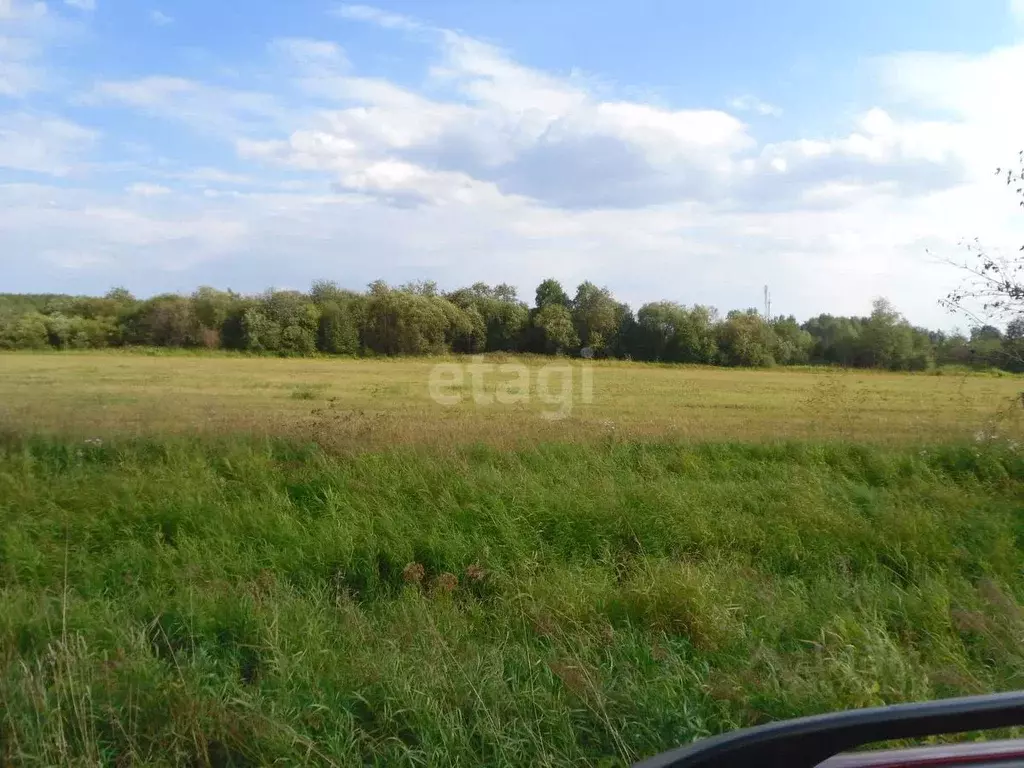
[1,435,1023,766]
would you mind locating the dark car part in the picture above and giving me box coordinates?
[633,691,1024,768]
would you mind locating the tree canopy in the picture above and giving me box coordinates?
[2,278,1016,372]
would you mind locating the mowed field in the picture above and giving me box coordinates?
[1,351,1022,447]
[2,352,1024,767]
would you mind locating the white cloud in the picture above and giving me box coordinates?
[0,1,56,96]
[0,183,248,277]
[270,38,347,67]
[64,0,96,10]
[0,112,97,175]
[730,95,782,117]
[0,42,41,95]
[236,23,965,213]
[149,9,172,25]
[126,182,171,197]
[236,28,762,209]
[0,0,48,21]
[331,4,420,31]
[1011,0,1024,23]
[87,76,283,136]
[173,167,255,185]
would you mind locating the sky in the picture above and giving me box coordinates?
[2,0,1024,329]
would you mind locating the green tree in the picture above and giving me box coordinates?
[317,301,360,355]
[445,283,529,352]
[770,316,814,365]
[124,295,200,347]
[968,325,1004,367]
[45,313,73,349]
[441,300,487,354]
[256,290,320,356]
[535,279,571,310]
[67,316,114,349]
[857,298,916,369]
[717,309,775,367]
[571,282,619,352]
[535,304,579,353]
[191,287,240,347]
[1004,316,1024,371]
[242,309,281,352]
[362,282,450,355]
[803,315,862,366]
[104,287,135,304]
[634,302,718,363]
[3,312,49,349]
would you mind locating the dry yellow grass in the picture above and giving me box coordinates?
[1,351,1022,449]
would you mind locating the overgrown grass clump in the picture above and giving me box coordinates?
[1,435,1023,765]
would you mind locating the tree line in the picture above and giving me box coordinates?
[1,279,1022,371]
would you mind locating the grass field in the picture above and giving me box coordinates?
[2,352,1024,766]
[2,351,1022,447]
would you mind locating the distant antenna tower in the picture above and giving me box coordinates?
[764,285,772,321]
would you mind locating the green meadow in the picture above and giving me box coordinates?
[2,352,1023,766]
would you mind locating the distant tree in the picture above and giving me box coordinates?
[445,283,529,352]
[932,331,971,367]
[191,286,239,347]
[634,302,718,363]
[261,291,320,356]
[68,316,113,349]
[441,301,487,354]
[964,324,1004,367]
[1004,315,1024,371]
[803,314,863,366]
[717,309,775,367]
[535,304,579,353]
[12,268,1024,373]
[104,287,136,304]
[856,298,908,369]
[635,302,683,361]
[400,280,440,297]
[677,305,719,364]
[124,295,200,347]
[535,278,571,310]
[2,313,49,349]
[242,308,281,352]
[1007,316,1024,341]
[571,281,619,352]
[310,280,346,306]
[490,283,519,303]
[317,300,360,355]
[604,302,637,359]
[361,281,451,355]
[770,316,813,365]
[971,325,1003,342]
[281,324,317,356]
[45,313,73,349]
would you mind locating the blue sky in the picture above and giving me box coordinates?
[2,0,1023,328]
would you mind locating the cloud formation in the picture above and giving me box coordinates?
[225,20,966,213]
[730,95,782,117]
[0,112,97,175]
[1,1,1023,329]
